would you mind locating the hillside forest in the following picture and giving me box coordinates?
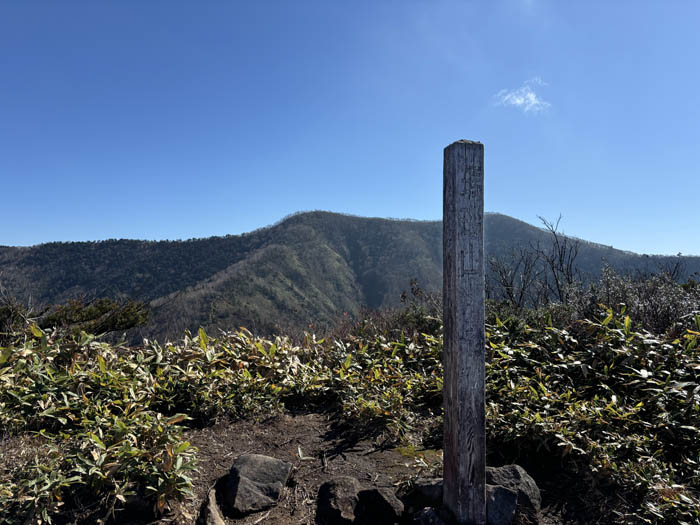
[1,211,698,343]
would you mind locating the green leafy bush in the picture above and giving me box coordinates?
[1,295,698,523]
[485,308,700,523]
[0,330,196,523]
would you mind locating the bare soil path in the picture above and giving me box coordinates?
[172,412,418,525]
[156,412,585,525]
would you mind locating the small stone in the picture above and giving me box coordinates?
[356,487,404,524]
[486,484,518,525]
[400,478,443,513]
[224,453,292,516]
[316,476,362,524]
[486,464,541,523]
[203,488,226,525]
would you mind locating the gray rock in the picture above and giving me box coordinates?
[486,483,518,525]
[486,465,541,523]
[400,478,443,512]
[357,487,404,524]
[397,466,540,524]
[203,487,226,525]
[224,453,292,516]
[316,476,362,524]
[316,477,405,524]
[400,468,539,525]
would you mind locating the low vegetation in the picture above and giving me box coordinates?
[1,267,699,523]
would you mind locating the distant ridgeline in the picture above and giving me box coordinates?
[1,211,698,342]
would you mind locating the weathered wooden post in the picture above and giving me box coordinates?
[443,140,485,524]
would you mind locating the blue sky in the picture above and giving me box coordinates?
[1,1,699,255]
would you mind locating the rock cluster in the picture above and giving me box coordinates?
[199,453,541,525]
[399,465,541,525]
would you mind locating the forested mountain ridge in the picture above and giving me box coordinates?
[1,211,698,341]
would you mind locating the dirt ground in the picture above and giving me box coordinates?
[168,411,421,525]
[153,411,609,525]
[2,412,624,524]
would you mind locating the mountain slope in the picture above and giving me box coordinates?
[1,211,698,341]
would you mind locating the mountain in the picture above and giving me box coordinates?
[1,211,698,341]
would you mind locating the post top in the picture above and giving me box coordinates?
[445,139,483,150]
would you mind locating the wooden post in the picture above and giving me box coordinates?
[443,140,485,524]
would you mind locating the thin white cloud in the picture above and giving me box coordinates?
[495,77,550,113]
[525,76,548,87]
